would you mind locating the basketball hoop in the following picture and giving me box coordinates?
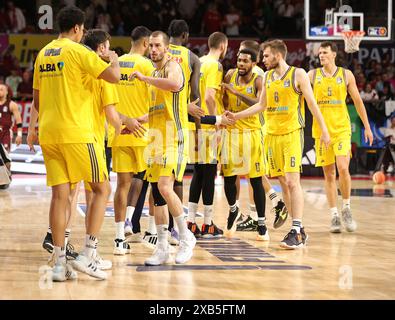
[341,30,365,53]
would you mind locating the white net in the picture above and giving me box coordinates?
[341,31,365,53]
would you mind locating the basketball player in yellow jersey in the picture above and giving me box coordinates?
[166,19,201,238]
[227,39,330,249]
[109,26,156,254]
[32,6,120,281]
[221,48,269,240]
[186,32,228,238]
[233,40,288,231]
[308,41,373,233]
[130,31,196,265]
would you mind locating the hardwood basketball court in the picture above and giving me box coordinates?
[0,174,394,300]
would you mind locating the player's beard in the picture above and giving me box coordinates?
[238,67,251,76]
[151,52,164,63]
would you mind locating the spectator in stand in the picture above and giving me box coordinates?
[356,74,366,92]
[252,7,269,40]
[360,83,379,102]
[379,82,394,101]
[224,4,241,36]
[17,70,33,101]
[84,0,96,29]
[0,44,19,77]
[191,0,206,34]
[95,5,112,33]
[0,6,10,32]
[178,0,197,25]
[278,0,295,17]
[201,3,222,35]
[5,69,22,99]
[6,1,26,33]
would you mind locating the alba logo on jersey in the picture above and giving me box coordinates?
[39,61,65,72]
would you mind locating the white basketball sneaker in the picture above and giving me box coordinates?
[175,230,196,264]
[71,254,107,280]
[113,238,131,255]
[94,252,112,270]
[124,219,133,238]
[341,207,357,232]
[52,262,78,282]
[144,244,172,266]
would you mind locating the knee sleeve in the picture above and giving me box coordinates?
[133,170,146,181]
[151,182,167,206]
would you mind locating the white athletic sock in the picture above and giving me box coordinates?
[174,214,188,240]
[188,202,198,223]
[84,234,97,258]
[147,215,157,234]
[330,207,339,217]
[249,204,258,221]
[64,229,71,246]
[235,200,240,208]
[292,219,302,233]
[115,221,125,240]
[126,206,135,221]
[157,224,169,247]
[342,199,351,210]
[229,203,238,213]
[54,246,66,264]
[267,188,279,207]
[204,205,213,225]
[258,217,266,226]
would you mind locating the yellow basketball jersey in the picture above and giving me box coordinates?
[199,55,224,129]
[168,44,192,95]
[265,66,305,135]
[33,38,109,144]
[312,67,350,138]
[227,70,262,131]
[109,53,155,147]
[148,60,189,157]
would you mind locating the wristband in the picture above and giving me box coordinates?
[17,131,22,137]
[215,116,222,125]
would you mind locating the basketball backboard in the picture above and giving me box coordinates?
[305,0,393,41]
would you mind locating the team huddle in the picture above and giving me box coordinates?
[28,6,373,282]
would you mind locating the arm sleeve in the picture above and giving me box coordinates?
[188,114,216,125]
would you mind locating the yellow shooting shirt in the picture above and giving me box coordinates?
[226,70,262,131]
[253,65,265,78]
[91,79,119,145]
[109,53,155,147]
[33,37,109,144]
[312,67,350,139]
[199,55,224,129]
[265,66,305,135]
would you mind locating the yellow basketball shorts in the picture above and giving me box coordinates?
[265,129,304,177]
[220,129,265,178]
[145,150,188,183]
[112,146,147,173]
[188,128,219,164]
[41,142,107,187]
[315,132,351,167]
